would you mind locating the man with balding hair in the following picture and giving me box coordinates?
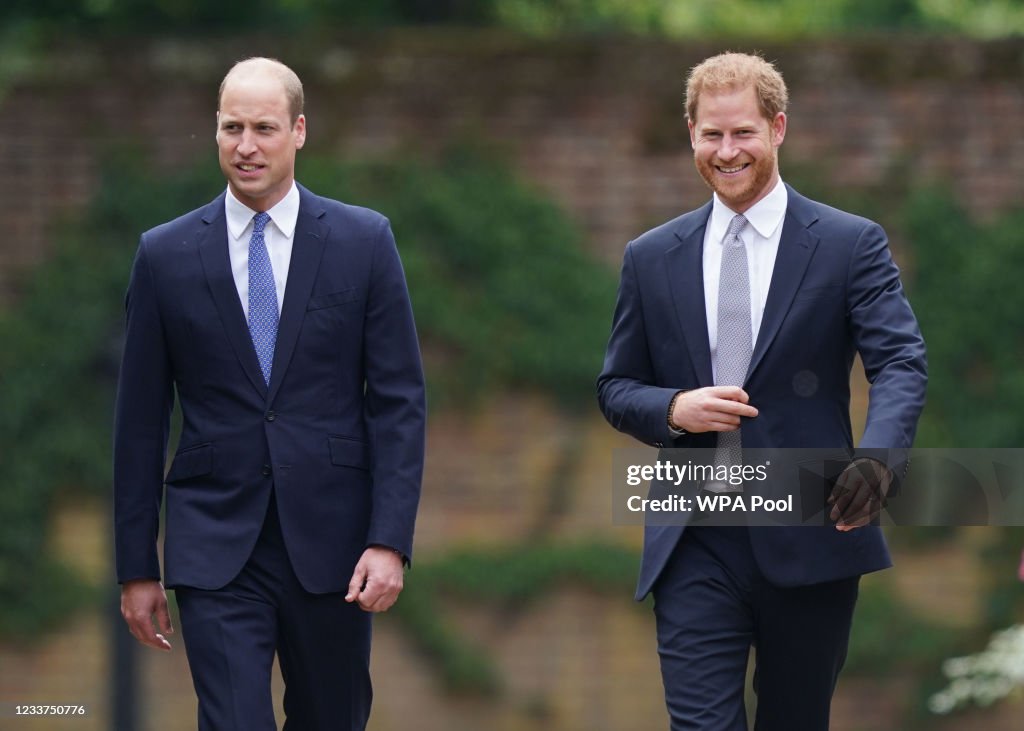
[598,52,926,729]
[114,57,426,730]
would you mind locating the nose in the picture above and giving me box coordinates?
[237,128,257,156]
[717,135,740,161]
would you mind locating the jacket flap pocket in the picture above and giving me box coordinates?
[329,436,370,470]
[792,285,842,303]
[166,443,213,483]
[308,287,361,311]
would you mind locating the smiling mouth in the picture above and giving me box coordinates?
[716,163,749,174]
[236,163,264,172]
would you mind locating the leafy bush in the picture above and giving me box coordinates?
[4,0,1024,37]
[906,188,1024,449]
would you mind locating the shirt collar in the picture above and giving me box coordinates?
[709,177,788,244]
[224,182,301,240]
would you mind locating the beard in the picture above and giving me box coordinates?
[694,146,777,212]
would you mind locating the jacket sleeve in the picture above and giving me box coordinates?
[361,218,426,562]
[113,237,174,583]
[597,241,689,448]
[847,221,928,485]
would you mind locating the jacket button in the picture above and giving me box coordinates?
[261,465,272,477]
[265,411,276,422]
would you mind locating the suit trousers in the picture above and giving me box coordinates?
[652,526,859,731]
[175,494,372,731]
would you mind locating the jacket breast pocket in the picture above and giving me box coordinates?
[328,435,370,471]
[307,287,362,312]
[792,285,842,304]
[165,442,213,483]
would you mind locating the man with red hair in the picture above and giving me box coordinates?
[599,52,926,730]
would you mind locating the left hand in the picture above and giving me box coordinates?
[345,546,405,612]
[829,458,893,531]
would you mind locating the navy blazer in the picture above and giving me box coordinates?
[114,184,426,594]
[597,185,927,599]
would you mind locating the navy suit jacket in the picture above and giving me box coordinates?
[114,184,426,594]
[597,185,927,600]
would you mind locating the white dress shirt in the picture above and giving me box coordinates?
[702,177,788,384]
[225,183,300,317]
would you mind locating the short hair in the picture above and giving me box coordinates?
[685,52,788,123]
[218,57,304,124]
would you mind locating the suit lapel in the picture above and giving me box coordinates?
[747,187,820,381]
[197,195,269,398]
[267,187,328,404]
[666,202,714,387]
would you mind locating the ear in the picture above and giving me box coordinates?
[294,114,307,150]
[215,111,220,141]
[687,119,697,150]
[771,112,786,147]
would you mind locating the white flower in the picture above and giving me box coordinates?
[929,624,1024,714]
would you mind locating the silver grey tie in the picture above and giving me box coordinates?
[708,214,751,493]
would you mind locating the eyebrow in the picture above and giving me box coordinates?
[698,121,760,132]
[219,117,281,127]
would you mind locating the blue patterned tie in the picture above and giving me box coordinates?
[247,212,278,385]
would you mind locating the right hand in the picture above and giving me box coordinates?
[120,579,173,651]
[671,386,758,433]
